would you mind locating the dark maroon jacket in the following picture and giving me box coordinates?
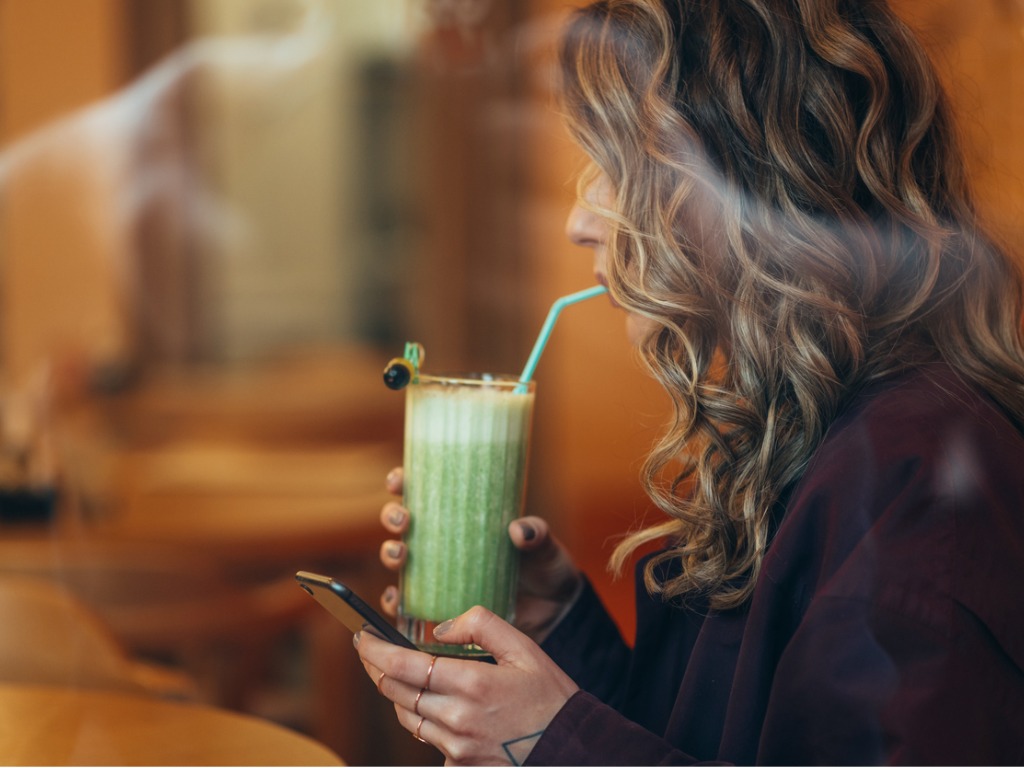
[530,364,1024,765]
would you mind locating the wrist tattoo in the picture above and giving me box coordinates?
[502,731,544,766]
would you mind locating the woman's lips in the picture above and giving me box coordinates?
[595,275,621,308]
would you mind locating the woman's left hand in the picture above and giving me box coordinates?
[355,606,579,766]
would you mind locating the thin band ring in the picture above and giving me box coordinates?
[414,716,428,744]
[414,687,426,716]
[376,671,387,694]
[424,655,438,691]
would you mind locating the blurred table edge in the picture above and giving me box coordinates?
[0,682,345,766]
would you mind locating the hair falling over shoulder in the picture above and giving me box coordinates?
[559,0,1024,609]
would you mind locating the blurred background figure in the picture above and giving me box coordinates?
[419,0,497,72]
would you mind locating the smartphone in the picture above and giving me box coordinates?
[296,571,418,650]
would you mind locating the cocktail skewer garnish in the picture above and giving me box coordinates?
[382,285,607,393]
[383,341,426,390]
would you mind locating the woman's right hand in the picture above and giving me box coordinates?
[378,467,583,644]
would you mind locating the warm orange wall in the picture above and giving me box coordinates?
[0,0,125,143]
[0,0,129,388]
[521,1,668,640]
[891,0,1024,250]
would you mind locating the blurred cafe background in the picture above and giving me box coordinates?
[0,0,1020,764]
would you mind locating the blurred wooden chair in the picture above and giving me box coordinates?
[0,537,315,710]
[0,575,195,698]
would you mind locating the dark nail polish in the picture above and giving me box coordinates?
[387,507,406,526]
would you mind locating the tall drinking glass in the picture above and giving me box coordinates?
[398,373,535,656]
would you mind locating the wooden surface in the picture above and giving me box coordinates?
[0,683,343,766]
[96,439,397,570]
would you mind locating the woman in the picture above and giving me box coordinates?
[355,0,1024,763]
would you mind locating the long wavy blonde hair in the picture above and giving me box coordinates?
[559,0,1024,609]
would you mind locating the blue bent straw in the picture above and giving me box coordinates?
[517,285,608,391]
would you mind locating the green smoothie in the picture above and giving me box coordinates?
[398,373,535,655]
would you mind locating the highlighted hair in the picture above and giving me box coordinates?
[559,0,1024,609]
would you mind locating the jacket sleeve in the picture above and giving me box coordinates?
[526,691,700,766]
[538,576,631,706]
[749,592,1024,765]
[529,591,1023,768]
[746,374,1024,765]
[531,579,701,765]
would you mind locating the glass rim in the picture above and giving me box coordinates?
[412,372,535,390]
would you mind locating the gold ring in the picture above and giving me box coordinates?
[376,671,386,694]
[414,715,428,744]
[424,655,438,691]
[414,687,425,716]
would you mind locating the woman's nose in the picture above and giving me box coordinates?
[565,202,604,249]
